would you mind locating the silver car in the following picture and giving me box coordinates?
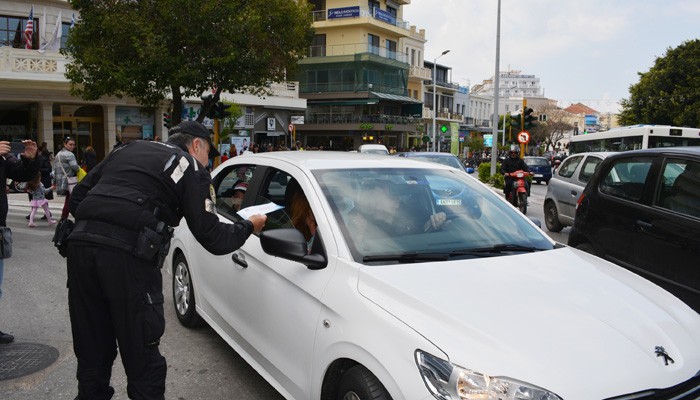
[544,151,616,232]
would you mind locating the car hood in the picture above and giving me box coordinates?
[357,247,700,399]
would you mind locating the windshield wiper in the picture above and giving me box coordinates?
[362,252,450,263]
[450,244,544,256]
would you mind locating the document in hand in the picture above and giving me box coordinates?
[237,203,284,219]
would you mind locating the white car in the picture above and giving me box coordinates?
[166,151,700,400]
[358,144,389,155]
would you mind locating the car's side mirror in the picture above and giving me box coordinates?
[260,229,327,270]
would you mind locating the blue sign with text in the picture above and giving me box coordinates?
[328,6,360,19]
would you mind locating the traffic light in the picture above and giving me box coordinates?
[523,107,536,130]
[216,102,232,119]
[510,113,521,131]
[163,112,171,129]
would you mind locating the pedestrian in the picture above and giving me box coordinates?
[0,139,39,344]
[82,145,97,172]
[54,137,80,220]
[65,121,266,399]
[220,151,229,163]
[229,144,237,158]
[25,171,56,227]
[25,142,53,221]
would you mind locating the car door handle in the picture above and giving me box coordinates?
[232,252,248,268]
[570,190,578,197]
[635,220,653,232]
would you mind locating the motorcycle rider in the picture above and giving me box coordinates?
[501,144,530,201]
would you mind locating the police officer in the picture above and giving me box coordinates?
[501,144,530,200]
[66,121,266,400]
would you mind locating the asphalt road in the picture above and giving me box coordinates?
[0,184,569,400]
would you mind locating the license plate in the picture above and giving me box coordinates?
[534,174,543,178]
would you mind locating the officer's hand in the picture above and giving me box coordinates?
[248,214,267,233]
[0,141,10,157]
[423,212,447,232]
[21,140,38,159]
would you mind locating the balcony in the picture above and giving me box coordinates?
[0,47,67,82]
[409,65,431,80]
[306,42,408,64]
[312,6,410,31]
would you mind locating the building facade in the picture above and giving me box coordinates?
[0,0,305,163]
[297,0,425,151]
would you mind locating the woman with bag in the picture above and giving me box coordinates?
[54,137,80,219]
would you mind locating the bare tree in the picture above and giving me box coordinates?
[530,105,574,152]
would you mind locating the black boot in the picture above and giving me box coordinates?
[0,330,14,344]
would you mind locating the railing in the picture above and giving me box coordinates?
[299,81,407,96]
[312,7,410,30]
[0,47,66,79]
[308,42,408,63]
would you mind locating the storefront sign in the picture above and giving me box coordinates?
[373,9,395,25]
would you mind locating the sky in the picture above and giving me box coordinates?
[402,0,700,113]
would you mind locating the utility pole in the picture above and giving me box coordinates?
[490,0,502,178]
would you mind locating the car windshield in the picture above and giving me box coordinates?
[409,155,463,170]
[314,168,553,264]
[525,158,550,167]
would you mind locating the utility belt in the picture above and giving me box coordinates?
[72,220,174,268]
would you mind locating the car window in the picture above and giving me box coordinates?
[214,165,256,222]
[413,155,463,170]
[599,159,652,202]
[254,169,295,231]
[658,159,700,218]
[525,158,549,167]
[577,156,603,184]
[314,167,553,263]
[557,156,583,178]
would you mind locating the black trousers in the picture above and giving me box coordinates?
[67,241,166,400]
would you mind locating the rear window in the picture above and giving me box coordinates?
[557,156,583,178]
[577,156,603,184]
[525,158,549,167]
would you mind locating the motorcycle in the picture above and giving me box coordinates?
[506,170,531,214]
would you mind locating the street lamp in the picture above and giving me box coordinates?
[432,49,450,152]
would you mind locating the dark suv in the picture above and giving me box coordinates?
[569,147,700,312]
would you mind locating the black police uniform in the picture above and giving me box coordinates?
[500,155,530,199]
[66,136,253,400]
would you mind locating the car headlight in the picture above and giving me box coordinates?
[415,350,561,400]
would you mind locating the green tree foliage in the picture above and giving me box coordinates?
[64,0,314,125]
[619,39,700,127]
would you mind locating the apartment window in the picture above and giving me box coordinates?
[411,49,416,66]
[60,23,71,49]
[386,39,397,60]
[368,1,380,12]
[0,15,38,49]
[311,34,326,57]
[387,6,398,18]
[368,34,379,55]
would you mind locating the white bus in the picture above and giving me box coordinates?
[568,125,700,154]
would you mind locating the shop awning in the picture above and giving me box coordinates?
[371,92,422,104]
[310,99,379,106]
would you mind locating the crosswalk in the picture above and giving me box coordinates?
[6,198,64,239]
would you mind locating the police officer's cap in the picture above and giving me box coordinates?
[170,121,220,158]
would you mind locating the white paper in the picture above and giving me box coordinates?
[237,203,284,219]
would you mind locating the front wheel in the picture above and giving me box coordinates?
[517,192,527,214]
[172,253,203,328]
[338,365,392,400]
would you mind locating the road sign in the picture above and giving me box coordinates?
[517,130,530,144]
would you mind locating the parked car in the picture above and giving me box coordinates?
[166,151,700,400]
[569,147,700,313]
[543,151,616,232]
[395,151,473,173]
[523,156,552,184]
[357,144,389,155]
